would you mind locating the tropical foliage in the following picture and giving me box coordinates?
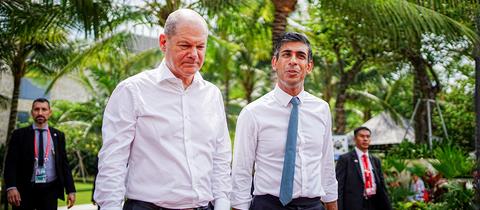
[1,0,479,209]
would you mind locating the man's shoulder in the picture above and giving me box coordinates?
[198,79,221,93]
[120,69,157,85]
[243,91,274,111]
[12,126,31,135]
[303,91,329,107]
[339,150,355,160]
[370,154,381,162]
[48,126,64,135]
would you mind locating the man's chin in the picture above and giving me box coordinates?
[35,119,45,124]
[180,67,199,73]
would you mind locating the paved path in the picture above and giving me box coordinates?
[58,204,97,210]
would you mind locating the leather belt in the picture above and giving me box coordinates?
[125,199,210,210]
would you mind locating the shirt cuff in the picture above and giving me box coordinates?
[321,194,338,203]
[6,187,17,192]
[214,197,230,210]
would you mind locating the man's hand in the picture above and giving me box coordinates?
[7,188,21,207]
[67,193,76,209]
[324,201,338,210]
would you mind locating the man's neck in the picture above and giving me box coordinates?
[278,84,303,96]
[34,123,48,129]
[166,62,195,89]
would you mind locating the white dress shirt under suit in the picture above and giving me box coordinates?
[354,147,377,193]
[94,61,232,210]
[231,85,338,210]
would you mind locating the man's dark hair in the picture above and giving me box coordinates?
[273,32,313,61]
[354,126,371,136]
[32,98,50,109]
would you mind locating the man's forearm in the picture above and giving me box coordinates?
[324,200,338,210]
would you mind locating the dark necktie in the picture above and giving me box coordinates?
[37,129,46,166]
[279,97,300,206]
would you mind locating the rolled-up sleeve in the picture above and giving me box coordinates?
[320,109,338,203]
[95,82,138,210]
[231,109,257,210]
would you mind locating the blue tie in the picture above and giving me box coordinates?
[279,97,300,206]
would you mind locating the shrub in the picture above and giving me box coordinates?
[429,146,474,179]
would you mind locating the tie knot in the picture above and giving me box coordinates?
[36,129,46,133]
[290,97,300,106]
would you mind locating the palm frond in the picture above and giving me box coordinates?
[45,31,133,93]
[320,0,479,46]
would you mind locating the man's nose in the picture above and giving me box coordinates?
[187,47,199,59]
[288,56,298,65]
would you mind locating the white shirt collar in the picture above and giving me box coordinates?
[157,60,203,84]
[273,84,305,107]
[32,124,49,130]
[354,146,369,158]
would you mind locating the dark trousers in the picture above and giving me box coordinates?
[249,194,325,210]
[123,199,213,210]
[13,181,59,210]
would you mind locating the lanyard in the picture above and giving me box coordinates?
[34,129,52,162]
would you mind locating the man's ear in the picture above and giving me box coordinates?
[159,34,167,52]
[271,56,277,71]
[306,60,314,74]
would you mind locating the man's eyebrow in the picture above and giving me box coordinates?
[280,50,307,54]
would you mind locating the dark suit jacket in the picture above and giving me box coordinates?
[336,150,392,210]
[4,125,76,200]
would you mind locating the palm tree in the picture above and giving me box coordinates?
[270,0,298,83]
[474,10,480,206]
[316,0,478,139]
[203,0,271,108]
[0,0,138,207]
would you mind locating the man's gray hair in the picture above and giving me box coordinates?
[164,9,206,36]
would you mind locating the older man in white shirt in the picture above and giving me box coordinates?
[231,32,338,210]
[94,9,231,210]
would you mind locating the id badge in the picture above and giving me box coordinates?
[35,166,47,183]
[366,186,376,196]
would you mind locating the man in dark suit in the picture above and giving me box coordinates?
[4,98,76,210]
[336,127,392,210]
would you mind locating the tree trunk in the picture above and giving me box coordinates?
[334,58,364,134]
[363,108,372,123]
[2,57,25,210]
[75,150,87,183]
[270,0,297,85]
[5,74,21,145]
[242,68,255,103]
[474,11,480,209]
[407,51,439,144]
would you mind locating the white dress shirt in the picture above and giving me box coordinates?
[95,61,232,210]
[32,124,56,183]
[354,147,377,192]
[231,85,338,210]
